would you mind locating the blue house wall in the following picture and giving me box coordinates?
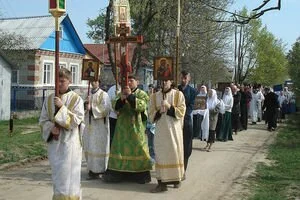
[40,15,85,55]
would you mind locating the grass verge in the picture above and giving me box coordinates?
[248,113,300,200]
[0,117,47,165]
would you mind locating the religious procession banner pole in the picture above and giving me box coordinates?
[54,17,60,97]
[49,0,66,97]
[49,0,66,140]
[108,0,143,90]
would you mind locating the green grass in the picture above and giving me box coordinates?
[248,113,300,200]
[0,117,47,165]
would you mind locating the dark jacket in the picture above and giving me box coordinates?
[232,91,241,115]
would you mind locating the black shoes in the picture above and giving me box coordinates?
[268,127,276,132]
[86,171,101,180]
[173,182,181,188]
[136,177,151,184]
[150,184,168,193]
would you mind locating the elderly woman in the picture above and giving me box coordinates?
[204,89,221,152]
[218,87,233,141]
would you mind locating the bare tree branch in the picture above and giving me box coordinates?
[200,0,281,24]
[252,0,271,11]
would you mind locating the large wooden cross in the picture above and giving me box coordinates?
[107,23,143,89]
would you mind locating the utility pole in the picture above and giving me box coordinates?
[233,23,237,83]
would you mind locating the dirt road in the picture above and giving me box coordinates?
[0,122,274,200]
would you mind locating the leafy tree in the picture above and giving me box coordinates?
[287,38,300,95]
[0,31,29,67]
[86,11,106,43]
[233,8,262,84]
[86,0,233,85]
[180,0,233,85]
[249,27,287,85]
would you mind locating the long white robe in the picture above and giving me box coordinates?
[149,89,186,182]
[107,84,121,119]
[39,90,84,200]
[249,91,259,122]
[83,88,111,173]
[257,91,265,120]
[192,109,209,140]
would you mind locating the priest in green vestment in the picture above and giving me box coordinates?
[102,75,152,183]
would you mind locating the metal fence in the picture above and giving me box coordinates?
[10,83,152,112]
[11,87,55,112]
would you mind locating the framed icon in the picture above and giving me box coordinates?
[153,56,173,80]
[194,96,207,110]
[82,59,99,81]
[119,6,127,22]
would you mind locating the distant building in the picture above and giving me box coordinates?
[0,15,96,111]
[0,51,13,120]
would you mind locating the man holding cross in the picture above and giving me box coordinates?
[102,74,152,183]
[102,0,151,184]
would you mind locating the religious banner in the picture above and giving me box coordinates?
[193,96,207,110]
[82,59,100,81]
[153,56,174,81]
[113,0,131,32]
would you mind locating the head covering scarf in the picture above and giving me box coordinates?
[222,87,233,104]
[199,85,207,96]
[207,89,219,110]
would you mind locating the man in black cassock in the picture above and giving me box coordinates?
[262,87,280,131]
[178,70,196,180]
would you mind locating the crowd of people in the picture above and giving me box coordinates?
[39,68,297,199]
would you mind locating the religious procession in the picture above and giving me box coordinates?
[1,0,300,200]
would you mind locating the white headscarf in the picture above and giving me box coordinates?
[222,87,232,103]
[198,85,207,97]
[222,87,233,111]
[207,89,219,110]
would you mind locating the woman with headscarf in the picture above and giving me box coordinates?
[204,89,221,152]
[218,87,233,141]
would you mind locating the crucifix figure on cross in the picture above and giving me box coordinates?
[108,2,143,90]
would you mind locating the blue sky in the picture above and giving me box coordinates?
[1,0,299,51]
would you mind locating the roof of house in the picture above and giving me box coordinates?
[84,43,151,66]
[84,44,110,65]
[0,15,63,50]
[0,15,85,54]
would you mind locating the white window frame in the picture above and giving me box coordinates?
[70,63,79,85]
[11,70,19,85]
[43,61,54,85]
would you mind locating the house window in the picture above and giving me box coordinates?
[59,25,63,39]
[43,62,53,84]
[11,70,19,84]
[70,64,79,84]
